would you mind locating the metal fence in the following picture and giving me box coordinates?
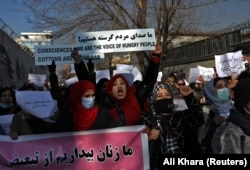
[0,18,35,56]
[0,18,19,39]
[164,20,250,67]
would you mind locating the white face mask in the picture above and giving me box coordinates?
[81,97,95,109]
[217,88,230,102]
[0,102,14,109]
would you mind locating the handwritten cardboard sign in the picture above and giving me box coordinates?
[15,91,54,118]
[188,68,199,83]
[95,70,110,83]
[28,74,47,87]
[0,115,14,135]
[215,50,245,77]
[197,65,214,81]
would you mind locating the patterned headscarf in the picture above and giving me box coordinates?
[149,84,172,103]
[148,84,173,114]
[148,83,181,154]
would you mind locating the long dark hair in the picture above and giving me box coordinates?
[0,87,16,104]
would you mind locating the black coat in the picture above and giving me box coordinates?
[74,57,161,115]
[52,103,119,132]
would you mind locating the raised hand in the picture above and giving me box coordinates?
[179,85,193,97]
[87,59,94,71]
[70,48,82,64]
[48,60,56,74]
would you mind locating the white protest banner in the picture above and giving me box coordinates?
[215,50,245,77]
[34,44,105,65]
[65,76,79,87]
[116,64,143,82]
[197,65,214,81]
[95,70,110,83]
[65,70,111,86]
[132,66,143,82]
[76,28,156,53]
[42,100,58,123]
[113,69,134,86]
[0,115,14,135]
[70,64,76,73]
[28,74,47,87]
[157,72,162,82]
[116,64,134,71]
[173,98,188,111]
[183,79,189,85]
[187,68,199,83]
[34,29,155,66]
[113,69,132,75]
[15,91,54,119]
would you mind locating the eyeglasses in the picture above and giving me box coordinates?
[178,83,185,86]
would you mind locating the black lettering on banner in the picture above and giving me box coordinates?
[38,56,62,63]
[75,46,83,51]
[83,56,89,60]
[139,42,155,47]
[85,46,93,50]
[90,55,100,60]
[56,57,61,61]
[93,45,102,50]
[82,55,100,60]
[122,43,139,48]
[103,44,115,49]
[116,44,121,48]
[63,56,71,61]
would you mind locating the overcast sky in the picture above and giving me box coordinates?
[0,0,250,35]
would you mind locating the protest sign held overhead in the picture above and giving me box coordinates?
[197,65,214,81]
[76,28,156,53]
[215,50,245,77]
[34,28,156,65]
[188,68,200,83]
[95,70,110,83]
[28,74,46,87]
[34,44,105,65]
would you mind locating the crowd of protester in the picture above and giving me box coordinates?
[0,44,250,170]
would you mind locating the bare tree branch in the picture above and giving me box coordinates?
[23,0,231,74]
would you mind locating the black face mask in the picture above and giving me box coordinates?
[245,63,249,70]
[153,98,174,113]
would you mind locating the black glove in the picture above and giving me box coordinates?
[48,60,56,74]
[87,59,94,71]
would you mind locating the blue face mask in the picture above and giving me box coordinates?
[0,102,14,109]
[217,88,230,102]
[81,97,95,109]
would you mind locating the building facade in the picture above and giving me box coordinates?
[19,30,53,53]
